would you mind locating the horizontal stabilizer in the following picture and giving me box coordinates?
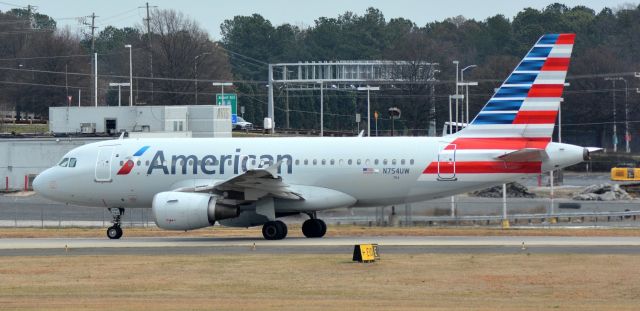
[497,148,548,162]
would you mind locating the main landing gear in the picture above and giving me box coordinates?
[262,220,288,240]
[302,213,326,238]
[260,214,327,240]
[107,208,124,240]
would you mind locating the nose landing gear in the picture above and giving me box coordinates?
[107,208,124,239]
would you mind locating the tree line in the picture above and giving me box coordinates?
[2,3,640,148]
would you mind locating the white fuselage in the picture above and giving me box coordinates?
[33,136,586,211]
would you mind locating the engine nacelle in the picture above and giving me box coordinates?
[152,192,239,230]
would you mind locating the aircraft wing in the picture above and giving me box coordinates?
[173,161,302,201]
[497,148,548,162]
[212,167,303,200]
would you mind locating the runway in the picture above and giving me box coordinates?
[1,236,640,256]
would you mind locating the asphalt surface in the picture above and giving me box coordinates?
[1,236,639,256]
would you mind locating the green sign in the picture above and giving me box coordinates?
[216,93,237,115]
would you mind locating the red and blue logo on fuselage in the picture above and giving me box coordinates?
[117,146,150,175]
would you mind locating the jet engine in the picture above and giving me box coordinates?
[152,192,239,230]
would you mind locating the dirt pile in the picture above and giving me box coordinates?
[470,182,536,198]
[573,184,633,201]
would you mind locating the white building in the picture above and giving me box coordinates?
[49,105,231,137]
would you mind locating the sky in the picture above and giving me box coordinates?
[0,0,634,39]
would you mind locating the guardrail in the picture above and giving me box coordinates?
[327,210,640,227]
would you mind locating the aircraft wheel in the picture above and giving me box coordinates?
[262,221,287,240]
[302,219,327,238]
[107,226,122,239]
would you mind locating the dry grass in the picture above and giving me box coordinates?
[1,123,48,134]
[1,226,640,238]
[0,253,638,310]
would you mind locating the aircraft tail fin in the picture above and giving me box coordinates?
[457,33,575,139]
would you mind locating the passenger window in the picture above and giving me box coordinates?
[348,159,352,165]
[383,159,388,165]
[401,159,405,165]
[410,159,415,165]
[330,159,335,165]
[295,159,300,166]
[145,160,150,166]
[374,159,379,165]
[357,159,361,165]
[304,159,308,165]
[68,158,77,168]
[313,159,317,165]
[137,160,142,166]
[58,158,69,167]
[365,159,370,165]
[392,159,396,165]
[321,159,326,165]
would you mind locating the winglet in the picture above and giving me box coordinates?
[357,130,365,137]
[263,160,283,178]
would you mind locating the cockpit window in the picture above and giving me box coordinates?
[68,158,77,168]
[58,158,69,167]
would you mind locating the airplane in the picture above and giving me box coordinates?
[33,33,594,240]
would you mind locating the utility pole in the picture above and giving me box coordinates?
[26,5,33,28]
[427,64,438,136]
[83,13,98,106]
[141,2,157,104]
[605,77,622,152]
[285,86,290,129]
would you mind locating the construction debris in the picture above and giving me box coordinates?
[470,182,536,198]
[573,184,633,201]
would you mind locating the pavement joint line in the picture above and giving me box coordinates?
[1,236,640,249]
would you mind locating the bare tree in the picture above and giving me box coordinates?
[150,9,231,105]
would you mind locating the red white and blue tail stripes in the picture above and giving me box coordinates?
[421,34,574,178]
[461,33,574,138]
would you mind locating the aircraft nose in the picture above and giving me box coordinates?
[32,169,50,196]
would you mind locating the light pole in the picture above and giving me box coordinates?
[448,95,464,134]
[558,83,570,143]
[357,86,380,137]
[605,77,625,152]
[194,52,212,105]
[212,82,233,104]
[621,78,629,153]
[317,81,324,136]
[453,60,459,128]
[125,44,133,106]
[109,82,131,106]
[460,64,477,124]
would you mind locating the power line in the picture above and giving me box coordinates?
[0,1,23,7]
[0,54,91,61]
[218,45,269,66]
[97,7,139,25]
[0,65,267,84]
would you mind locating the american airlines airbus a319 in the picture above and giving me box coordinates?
[34,33,596,240]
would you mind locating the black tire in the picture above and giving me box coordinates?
[107,226,122,240]
[317,219,327,238]
[302,219,326,238]
[275,220,288,238]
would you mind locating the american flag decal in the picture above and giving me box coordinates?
[362,168,379,174]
